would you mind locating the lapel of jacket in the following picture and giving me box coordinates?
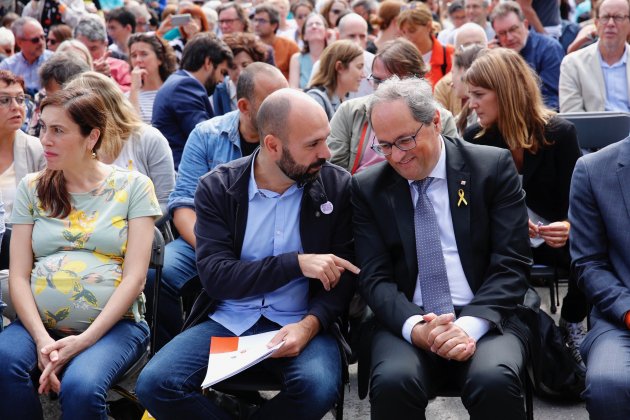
[386,165,417,291]
[617,139,630,220]
[587,44,607,108]
[226,155,255,256]
[300,176,330,253]
[443,137,473,282]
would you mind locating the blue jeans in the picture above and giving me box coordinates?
[145,237,199,350]
[581,324,630,420]
[0,319,149,420]
[137,317,341,420]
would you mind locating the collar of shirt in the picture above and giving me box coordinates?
[407,135,446,189]
[248,150,302,201]
[598,44,628,69]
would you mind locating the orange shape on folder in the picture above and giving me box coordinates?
[210,336,239,354]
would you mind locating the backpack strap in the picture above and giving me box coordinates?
[350,121,370,175]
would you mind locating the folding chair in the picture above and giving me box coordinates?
[559,111,630,150]
[110,226,166,403]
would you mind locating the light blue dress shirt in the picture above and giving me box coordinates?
[0,50,53,94]
[210,160,310,335]
[599,46,630,112]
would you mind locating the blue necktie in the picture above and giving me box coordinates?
[413,178,455,316]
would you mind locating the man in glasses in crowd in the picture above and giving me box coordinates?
[560,0,630,112]
[327,38,457,174]
[351,76,532,419]
[0,17,52,97]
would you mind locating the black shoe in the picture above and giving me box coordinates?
[204,389,262,420]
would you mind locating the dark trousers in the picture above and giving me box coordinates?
[532,244,588,322]
[369,322,528,420]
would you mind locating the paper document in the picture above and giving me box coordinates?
[201,330,284,389]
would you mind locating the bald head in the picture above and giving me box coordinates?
[338,13,368,49]
[257,88,328,144]
[237,62,287,102]
[454,22,488,48]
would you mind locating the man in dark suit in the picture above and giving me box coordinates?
[137,89,358,419]
[351,77,532,419]
[152,33,233,169]
[569,137,630,420]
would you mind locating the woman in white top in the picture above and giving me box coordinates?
[127,33,177,125]
[0,70,45,221]
[66,72,175,213]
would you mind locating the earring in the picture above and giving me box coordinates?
[91,150,97,159]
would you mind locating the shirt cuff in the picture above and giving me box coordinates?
[402,315,426,344]
[454,316,492,342]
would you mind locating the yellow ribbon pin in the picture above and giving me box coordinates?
[457,189,468,207]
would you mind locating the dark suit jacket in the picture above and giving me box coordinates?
[570,138,630,354]
[187,153,356,332]
[351,135,532,336]
[152,70,213,170]
[464,116,581,224]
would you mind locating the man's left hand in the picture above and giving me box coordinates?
[429,323,477,362]
[267,315,320,358]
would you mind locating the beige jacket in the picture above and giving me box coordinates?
[559,42,630,112]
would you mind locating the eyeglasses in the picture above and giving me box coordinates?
[20,35,45,44]
[597,14,630,24]
[306,20,325,28]
[0,95,29,108]
[219,18,240,25]
[371,124,424,156]
[253,18,270,25]
[296,14,310,19]
[367,74,385,86]
[47,38,57,45]
[495,24,522,39]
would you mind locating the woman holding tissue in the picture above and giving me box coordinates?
[463,48,588,363]
[127,32,177,125]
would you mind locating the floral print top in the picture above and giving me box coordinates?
[12,167,162,336]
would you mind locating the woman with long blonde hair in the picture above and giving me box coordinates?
[463,48,588,361]
[65,72,175,213]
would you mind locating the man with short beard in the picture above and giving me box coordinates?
[152,33,233,169]
[145,63,289,350]
[138,88,358,419]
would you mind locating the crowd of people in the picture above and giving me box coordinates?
[0,0,628,419]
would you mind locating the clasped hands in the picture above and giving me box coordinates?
[528,220,570,248]
[411,313,476,362]
[36,334,91,394]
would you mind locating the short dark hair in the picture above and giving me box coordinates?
[0,69,24,91]
[448,0,464,14]
[236,62,283,101]
[255,4,281,33]
[106,7,137,33]
[180,33,233,72]
[39,52,90,90]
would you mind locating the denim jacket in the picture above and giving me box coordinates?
[167,110,243,216]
